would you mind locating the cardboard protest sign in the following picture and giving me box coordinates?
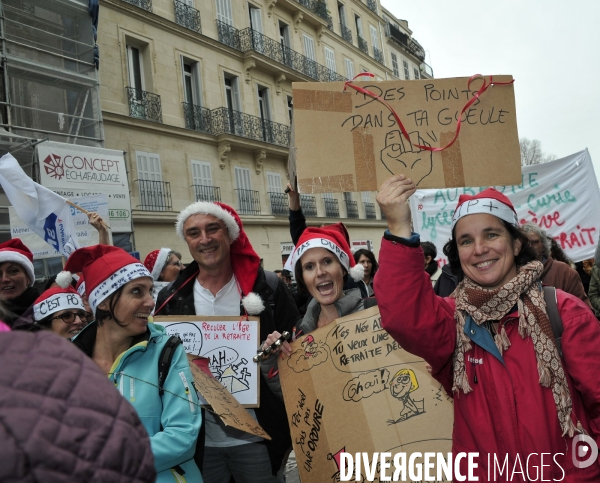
[278,307,453,483]
[153,316,260,407]
[292,76,520,192]
[186,354,271,440]
[410,149,600,263]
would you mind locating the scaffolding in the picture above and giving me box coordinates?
[0,0,103,149]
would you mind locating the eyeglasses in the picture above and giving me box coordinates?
[167,260,182,268]
[51,311,87,324]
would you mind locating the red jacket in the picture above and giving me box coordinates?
[375,237,600,482]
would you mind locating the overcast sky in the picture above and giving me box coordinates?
[382,0,600,180]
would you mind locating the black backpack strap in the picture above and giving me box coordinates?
[362,297,378,309]
[543,286,564,357]
[264,270,279,319]
[158,335,182,396]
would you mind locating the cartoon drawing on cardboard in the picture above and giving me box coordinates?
[387,368,425,425]
[380,130,435,186]
[203,346,251,394]
[328,447,364,483]
[287,334,329,373]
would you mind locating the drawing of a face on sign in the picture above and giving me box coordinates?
[165,323,203,355]
[380,130,435,186]
[388,368,425,425]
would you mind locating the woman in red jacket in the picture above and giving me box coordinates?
[375,174,600,482]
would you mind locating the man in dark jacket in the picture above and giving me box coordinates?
[156,201,299,483]
[0,330,156,482]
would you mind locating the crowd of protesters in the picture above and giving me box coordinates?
[1,173,599,482]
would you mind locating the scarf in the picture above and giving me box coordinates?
[451,261,577,437]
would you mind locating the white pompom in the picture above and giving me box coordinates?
[55,271,73,288]
[241,292,265,315]
[348,264,365,282]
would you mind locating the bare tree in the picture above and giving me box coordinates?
[520,138,557,166]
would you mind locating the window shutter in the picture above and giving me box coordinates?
[303,34,316,60]
[267,172,282,193]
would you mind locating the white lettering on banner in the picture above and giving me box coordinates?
[410,149,600,263]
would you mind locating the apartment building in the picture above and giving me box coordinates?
[98,0,433,268]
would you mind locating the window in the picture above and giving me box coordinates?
[324,46,336,73]
[369,24,379,50]
[391,52,399,77]
[287,96,293,122]
[192,160,218,202]
[224,73,242,135]
[216,0,233,25]
[234,166,258,214]
[267,172,282,193]
[344,58,354,80]
[267,171,284,214]
[136,151,162,182]
[136,151,167,211]
[248,4,263,32]
[361,191,371,202]
[257,85,272,142]
[182,58,201,106]
[303,34,316,60]
[355,15,363,38]
[413,67,420,80]
[402,59,410,80]
[127,44,146,118]
[338,2,346,27]
[279,21,291,48]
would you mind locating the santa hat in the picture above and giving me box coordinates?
[33,286,84,322]
[451,187,519,230]
[143,248,171,281]
[58,245,151,314]
[75,275,86,297]
[284,224,364,282]
[175,201,264,315]
[328,447,347,473]
[0,238,35,287]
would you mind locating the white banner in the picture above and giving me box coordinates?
[10,194,110,258]
[410,149,600,263]
[37,141,132,233]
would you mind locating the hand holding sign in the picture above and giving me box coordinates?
[376,175,416,239]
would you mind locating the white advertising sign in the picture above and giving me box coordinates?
[37,141,132,233]
[10,194,110,258]
[410,149,600,263]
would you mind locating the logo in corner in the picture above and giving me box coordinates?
[43,153,64,180]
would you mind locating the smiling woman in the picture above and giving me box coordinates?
[33,286,86,339]
[63,245,204,483]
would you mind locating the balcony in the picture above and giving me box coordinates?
[235,189,261,215]
[345,200,359,218]
[420,61,434,77]
[301,195,317,217]
[174,0,201,33]
[211,107,290,147]
[357,36,368,55]
[135,180,172,211]
[122,0,152,11]
[324,198,339,218]
[385,22,426,61]
[193,185,221,202]
[366,0,377,13]
[364,202,376,219]
[183,102,212,133]
[238,28,346,82]
[340,24,352,44]
[373,46,384,64]
[297,0,329,22]
[269,192,288,215]
[126,87,162,123]
[216,20,241,50]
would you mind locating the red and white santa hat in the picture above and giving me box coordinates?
[0,238,35,287]
[75,275,86,297]
[284,223,364,281]
[451,187,519,230]
[175,201,264,315]
[33,286,84,322]
[143,248,172,281]
[57,245,151,314]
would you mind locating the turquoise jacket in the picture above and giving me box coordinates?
[74,322,203,483]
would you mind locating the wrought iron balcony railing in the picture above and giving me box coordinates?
[340,24,352,43]
[269,192,288,216]
[385,22,426,61]
[135,179,172,211]
[193,185,221,202]
[235,189,261,215]
[296,0,329,22]
[364,202,376,219]
[300,195,317,217]
[126,87,162,123]
[324,198,339,218]
[174,0,201,33]
[366,0,377,12]
[183,102,212,133]
[216,20,241,50]
[357,36,368,55]
[211,107,290,147]
[238,28,345,82]
[122,0,152,11]
[345,200,359,218]
[408,39,426,61]
[420,61,434,77]
[373,46,384,64]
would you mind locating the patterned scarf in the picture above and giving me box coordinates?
[451,261,577,437]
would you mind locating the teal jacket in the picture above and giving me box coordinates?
[74,322,202,483]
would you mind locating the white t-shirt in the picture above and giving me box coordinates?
[193,276,262,447]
